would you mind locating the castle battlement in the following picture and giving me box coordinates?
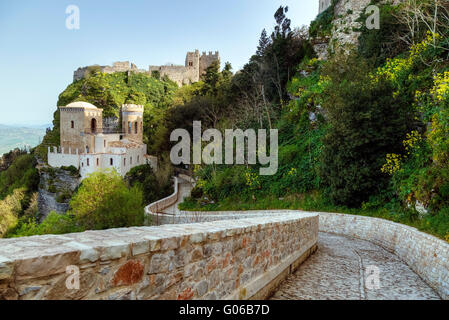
[73,49,220,87]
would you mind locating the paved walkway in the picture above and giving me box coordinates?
[270,232,441,300]
[162,177,193,215]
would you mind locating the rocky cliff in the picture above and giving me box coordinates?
[37,165,80,221]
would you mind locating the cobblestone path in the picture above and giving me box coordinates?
[271,232,441,300]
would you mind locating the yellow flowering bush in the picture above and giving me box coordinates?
[372,32,439,84]
[245,171,260,190]
[432,71,449,103]
[317,75,331,90]
[287,167,297,176]
[428,112,449,164]
[403,130,421,154]
[381,153,403,175]
[381,131,422,175]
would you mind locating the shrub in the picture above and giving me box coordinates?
[61,165,79,177]
[0,188,25,237]
[69,170,144,230]
[6,212,82,238]
[125,164,173,205]
[309,1,336,38]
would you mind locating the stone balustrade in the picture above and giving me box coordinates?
[0,212,318,300]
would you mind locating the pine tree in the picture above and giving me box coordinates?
[256,29,270,57]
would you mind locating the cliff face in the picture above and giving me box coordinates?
[314,0,403,58]
[37,166,80,221]
[331,0,372,49]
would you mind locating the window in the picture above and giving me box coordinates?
[91,118,97,133]
[71,121,74,129]
[124,158,126,166]
[130,157,132,165]
[96,158,99,166]
[87,159,90,166]
[110,158,113,166]
[104,140,106,148]
[135,122,138,134]
[137,155,140,163]
[188,61,193,67]
[128,121,131,134]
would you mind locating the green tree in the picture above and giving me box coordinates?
[320,55,415,207]
[69,170,144,230]
[126,164,173,204]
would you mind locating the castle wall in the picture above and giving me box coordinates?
[148,65,198,86]
[74,50,219,85]
[48,147,80,169]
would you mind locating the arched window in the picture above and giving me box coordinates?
[110,158,113,166]
[86,146,89,154]
[96,158,99,166]
[137,155,140,163]
[91,118,97,133]
[128,121,132,134]
[71,121,74,129]
[87,159,90,166]
[135,122,138,134]
[124,158,126,166]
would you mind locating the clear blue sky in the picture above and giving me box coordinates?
[0,0,318,126]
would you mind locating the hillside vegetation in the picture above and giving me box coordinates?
[178,2,449,241]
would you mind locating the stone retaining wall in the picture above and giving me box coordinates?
[0,212,318,300]
[154,209,449,299]
[318,212,449,300]
[144,177,179,216]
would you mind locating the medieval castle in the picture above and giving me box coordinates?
[48,101,156,180]
[73,50,220,87]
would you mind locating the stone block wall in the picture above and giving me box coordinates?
[0,212,318,300]
[318,212,449,299]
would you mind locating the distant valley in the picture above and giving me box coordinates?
[0,124,49,155]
